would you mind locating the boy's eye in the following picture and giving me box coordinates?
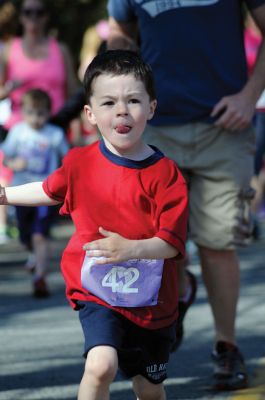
[102,101,114,106]
[129,98,140,104]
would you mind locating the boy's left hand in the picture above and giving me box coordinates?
[83,227,135,264]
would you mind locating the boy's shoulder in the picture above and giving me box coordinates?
[63,141,99,164]
[43,123,65,136]
[9,121,27,132]
[150,152,180,173]
[4,121,29,140]
[145,153,186,187]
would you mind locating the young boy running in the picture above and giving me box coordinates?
[0,50,188,400]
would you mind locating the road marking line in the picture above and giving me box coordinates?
[229,358,265,400]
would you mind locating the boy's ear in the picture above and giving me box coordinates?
[84,105,97,125]
[147,99,157,121]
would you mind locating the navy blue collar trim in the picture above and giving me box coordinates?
[99,140,164,169]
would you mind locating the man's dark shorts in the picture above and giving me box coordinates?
[78,301,176,384]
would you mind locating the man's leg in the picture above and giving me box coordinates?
[198,247,239,344]
[198,247,248,390]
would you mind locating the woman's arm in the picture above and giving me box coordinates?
[59,43,79,97]
[0,44,9,100]
[0,182,61,206]
[0,42,21,100]
[107,17,139,51]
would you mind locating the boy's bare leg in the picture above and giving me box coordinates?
[133,375,166,400]
[32,233,49,278]
[78,346,118,400]
[198,247,240,344]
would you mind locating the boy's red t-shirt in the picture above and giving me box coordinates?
[43,140,188,329]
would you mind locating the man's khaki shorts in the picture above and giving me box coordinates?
[144,123,256,250]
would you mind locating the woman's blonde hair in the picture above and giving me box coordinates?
[0,1,17,40]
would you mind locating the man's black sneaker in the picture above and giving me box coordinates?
[211,341,248,391]
[171,270,197,352]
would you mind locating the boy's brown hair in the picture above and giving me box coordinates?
[22,89,52,111]
[83,49,156,104]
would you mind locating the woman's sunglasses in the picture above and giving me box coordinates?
[21,8,46,18]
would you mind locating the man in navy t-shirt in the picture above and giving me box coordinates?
[107,0,265,391]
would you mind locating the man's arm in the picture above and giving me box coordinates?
[0,182,60,206]
[107,17,139,50]
[211,3,265,131]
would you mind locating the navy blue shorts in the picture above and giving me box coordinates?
[77,301,176,384]
[15,205,58,248]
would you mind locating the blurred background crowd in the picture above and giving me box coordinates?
[0,0,108,237]
[0,0,264,293]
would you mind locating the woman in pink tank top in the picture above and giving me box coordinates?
[5,37,67,128]
[0,0,78,130]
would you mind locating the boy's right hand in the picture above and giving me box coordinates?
[83,227,135,264]
[7,157,27,172]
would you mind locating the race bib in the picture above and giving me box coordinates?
[81,255,164,307]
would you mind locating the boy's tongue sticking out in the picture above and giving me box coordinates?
[116,124,131,134]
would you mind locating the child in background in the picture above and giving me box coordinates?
[1,89,69,297]
[0,50,188,399]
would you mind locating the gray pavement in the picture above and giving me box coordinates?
[0,219,265,400]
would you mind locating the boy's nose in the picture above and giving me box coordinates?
[116,102,128,115]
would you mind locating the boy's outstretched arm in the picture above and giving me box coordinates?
[83,227,178,264]
[0,182,60,206]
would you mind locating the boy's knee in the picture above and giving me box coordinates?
[84,346,118,384]
[32,233,45,243]
[133,375,165,400]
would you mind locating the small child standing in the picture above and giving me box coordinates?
[1,89,69,297]
[0,51,188,399]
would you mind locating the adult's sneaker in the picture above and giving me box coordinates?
[211,341,248,391]
[171,270,197,352]
[33,277,50,298]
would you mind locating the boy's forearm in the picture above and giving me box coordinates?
[84,230,179,264]
[0,182,60,206]
[132,237,178,260]
[0,184,7,205]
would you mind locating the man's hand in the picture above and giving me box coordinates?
[83,227,136,264]
[211,91,256,131]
